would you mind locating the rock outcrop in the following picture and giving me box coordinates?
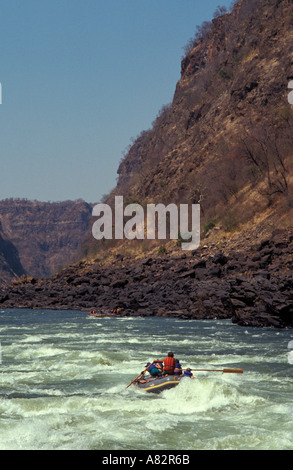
[1,227,292,328]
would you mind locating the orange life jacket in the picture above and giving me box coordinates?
[163,356,176,373]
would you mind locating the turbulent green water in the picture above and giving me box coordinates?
[0,309,293,450]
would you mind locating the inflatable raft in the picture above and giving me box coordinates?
[87,313,108,318]
[134,374,183,393]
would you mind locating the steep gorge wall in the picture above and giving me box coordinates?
[0,224,25,287]
[112,0,293,234]
[0,199,93,280]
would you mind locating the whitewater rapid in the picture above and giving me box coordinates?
[0,310,293,450]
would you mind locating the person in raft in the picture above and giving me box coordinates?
[145,361,163,377]
[182,368,195,379]
[174,359,182,376]
[162,352,176,375]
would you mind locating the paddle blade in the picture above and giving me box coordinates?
[190,368,244,374]
[223,368,243,374]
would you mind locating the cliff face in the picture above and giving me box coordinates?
[0,223,25,287]
[0,199,93,280]
[114,0,293,235]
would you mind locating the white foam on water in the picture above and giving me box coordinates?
[17,345,67,360]
[1,311,293,450]
[19,335,45,344]
[157,376,258,415]
[0,397,92,449]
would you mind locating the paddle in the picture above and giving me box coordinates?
[188,368,243,374]
[126,363,153,389]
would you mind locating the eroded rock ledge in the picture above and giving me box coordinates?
[1,228,292,329]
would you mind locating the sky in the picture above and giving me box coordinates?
[0,0,233,203]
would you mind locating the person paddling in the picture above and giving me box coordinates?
[145,361,162,377]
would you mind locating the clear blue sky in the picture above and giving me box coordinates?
[0,0,233,203]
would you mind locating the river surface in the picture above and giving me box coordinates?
[0,309,293,450]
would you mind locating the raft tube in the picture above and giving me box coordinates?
[87,314,108,318]
[134,375,183,393]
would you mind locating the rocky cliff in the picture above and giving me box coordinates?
[0,199,93,280]
[113,0,293,231]
[0,222,25,287]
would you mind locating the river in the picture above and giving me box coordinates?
[0,309,293,450]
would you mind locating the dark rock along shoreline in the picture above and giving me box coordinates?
[1,228,293,329]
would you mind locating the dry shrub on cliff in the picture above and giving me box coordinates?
[183,21,213,56]
[239,113,293,202]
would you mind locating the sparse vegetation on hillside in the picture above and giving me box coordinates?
[105,0,293,253]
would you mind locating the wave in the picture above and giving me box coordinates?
[157,377,260,415]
